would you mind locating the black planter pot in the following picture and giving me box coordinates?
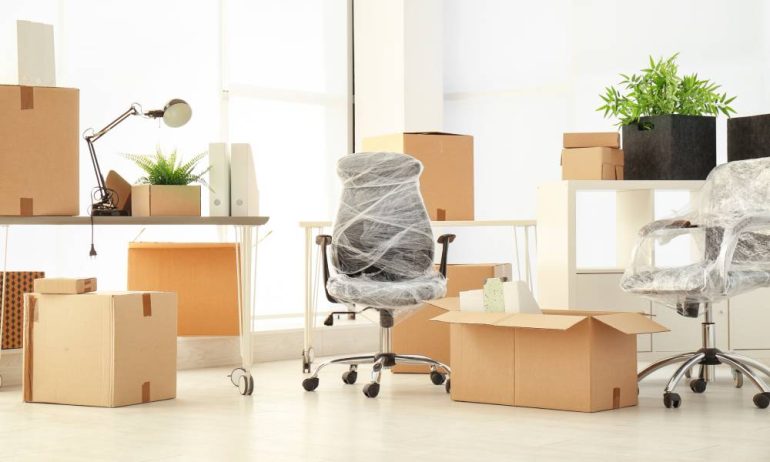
[727,114,770,161]
[621,115,716,180]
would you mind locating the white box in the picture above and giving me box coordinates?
[208,142,230,216]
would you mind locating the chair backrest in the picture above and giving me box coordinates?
[331,152,435,281]
[699,157,770,217]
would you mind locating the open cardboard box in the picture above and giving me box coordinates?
[429,298,668,412]
[561,147,624,180]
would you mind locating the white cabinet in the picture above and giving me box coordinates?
[575,272,651,352]
[729,288,770,350]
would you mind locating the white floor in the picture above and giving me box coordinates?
[1,359,769,462]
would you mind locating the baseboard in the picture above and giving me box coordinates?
[0,324,379,387]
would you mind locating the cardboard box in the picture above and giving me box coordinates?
[131,184,201,216]
[392,263,511,373]
[34,277,96,294]
[362,132,474,221]
[563,132,620,149]
[0,85,79,216]
[562,147,624,180]
[105,170,132,214]
[127,243,239,336]
[430,300,668,412]
[23,291,177,407]
[1,271,44,349]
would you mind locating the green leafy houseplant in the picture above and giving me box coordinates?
[597,53,736,127]
[123,148,210,186]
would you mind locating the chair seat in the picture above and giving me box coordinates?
[621,263,770,296]
[327,271,447,308]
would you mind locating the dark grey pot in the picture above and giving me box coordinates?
[727,114,770,161]
[621,115,716,180]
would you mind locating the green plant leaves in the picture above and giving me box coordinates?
[122,147,211,187]
[596,53,736,126]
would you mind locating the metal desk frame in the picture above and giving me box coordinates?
[0,215,268,395]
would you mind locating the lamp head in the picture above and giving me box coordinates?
[162,98,192,127]
[145,99,192,127]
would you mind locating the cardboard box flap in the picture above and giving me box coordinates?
[593,312,670,335]
[425,297,461,312]
[431,310,509,325]
[403,131,468,137]
[494,313,587,330]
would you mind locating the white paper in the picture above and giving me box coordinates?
[17,20,56,86]
[208,143,230,216]
[459,289,484,312]
[503,281,541,314]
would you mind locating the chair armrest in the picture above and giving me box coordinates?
[713,213,770,290]
[639,218,695,237]
[315,234,338,304]
[437,234,456,277]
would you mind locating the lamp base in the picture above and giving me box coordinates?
[91,204,129,216]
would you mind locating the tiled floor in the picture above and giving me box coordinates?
[1,359,769,461]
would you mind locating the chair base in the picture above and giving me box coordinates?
[638,348,770,409]
[302,352,451,398]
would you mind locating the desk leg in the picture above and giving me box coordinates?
[302,226,313,373]
[0,225,8,389]
[228,225,257,396]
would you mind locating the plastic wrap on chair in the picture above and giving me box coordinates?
[328,152,447,310]
[621,157,770,309]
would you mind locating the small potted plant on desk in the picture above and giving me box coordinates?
[125,148,209,216]
[597,53,736,180]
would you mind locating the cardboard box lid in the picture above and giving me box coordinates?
[33,277,96,294]
[426,297,461,312]
[429,298,668,334]
[403,131,471,137]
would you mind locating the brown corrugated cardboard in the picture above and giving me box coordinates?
[33,277,96,294]
[392,264,511,373]
[131,185,201,216]
[127,243,239,336]
[362,132,474,220]
[431,302,668,412]
[0,85,79,216]
[563,132,620,149]
[1,271,44,349]
[23,291,177,407]
[562,147,624,180]
[105,170,132,214]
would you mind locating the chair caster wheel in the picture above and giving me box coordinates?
[302,377,319,392]
[689,378,707,394]
[228,368,254,395]
[445,379,451,394]
[733,369,744,388]
[363,382,380,398]
[342,370,358,385]
[663,392,681,409]
[753,392,770,409]
[430,370,446,385]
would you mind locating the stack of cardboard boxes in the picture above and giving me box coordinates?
[561,132,624,180]
[23,278,177,407]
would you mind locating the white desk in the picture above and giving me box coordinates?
[0,215,269,395]
[300,219,537,372]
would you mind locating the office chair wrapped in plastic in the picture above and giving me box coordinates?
[621,157,770,409]
[302,152,455,398]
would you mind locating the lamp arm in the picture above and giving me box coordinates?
[83,104,142,205]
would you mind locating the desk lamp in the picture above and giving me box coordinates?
[83,99,192,216]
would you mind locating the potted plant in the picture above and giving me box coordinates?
[598,53,736,180]
[124,148,209,216]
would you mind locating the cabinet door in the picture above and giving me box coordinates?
[575,272,651,352]
[729,288,770,350]
[651,301,728,352]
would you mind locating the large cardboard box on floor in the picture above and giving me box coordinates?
[23,291,177,407]
[127,243,239,336]
[392,264,511,373]
[362,132,474,221]
[430,299,668,412]
[0,85,79,216]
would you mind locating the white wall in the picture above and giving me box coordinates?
[444,0,770,221]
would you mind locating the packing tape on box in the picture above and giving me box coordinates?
[612,387,621,409]
[142,293,152,317]
[142,381,151,403]
[20,198,33,216]
[20,86,34,110]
